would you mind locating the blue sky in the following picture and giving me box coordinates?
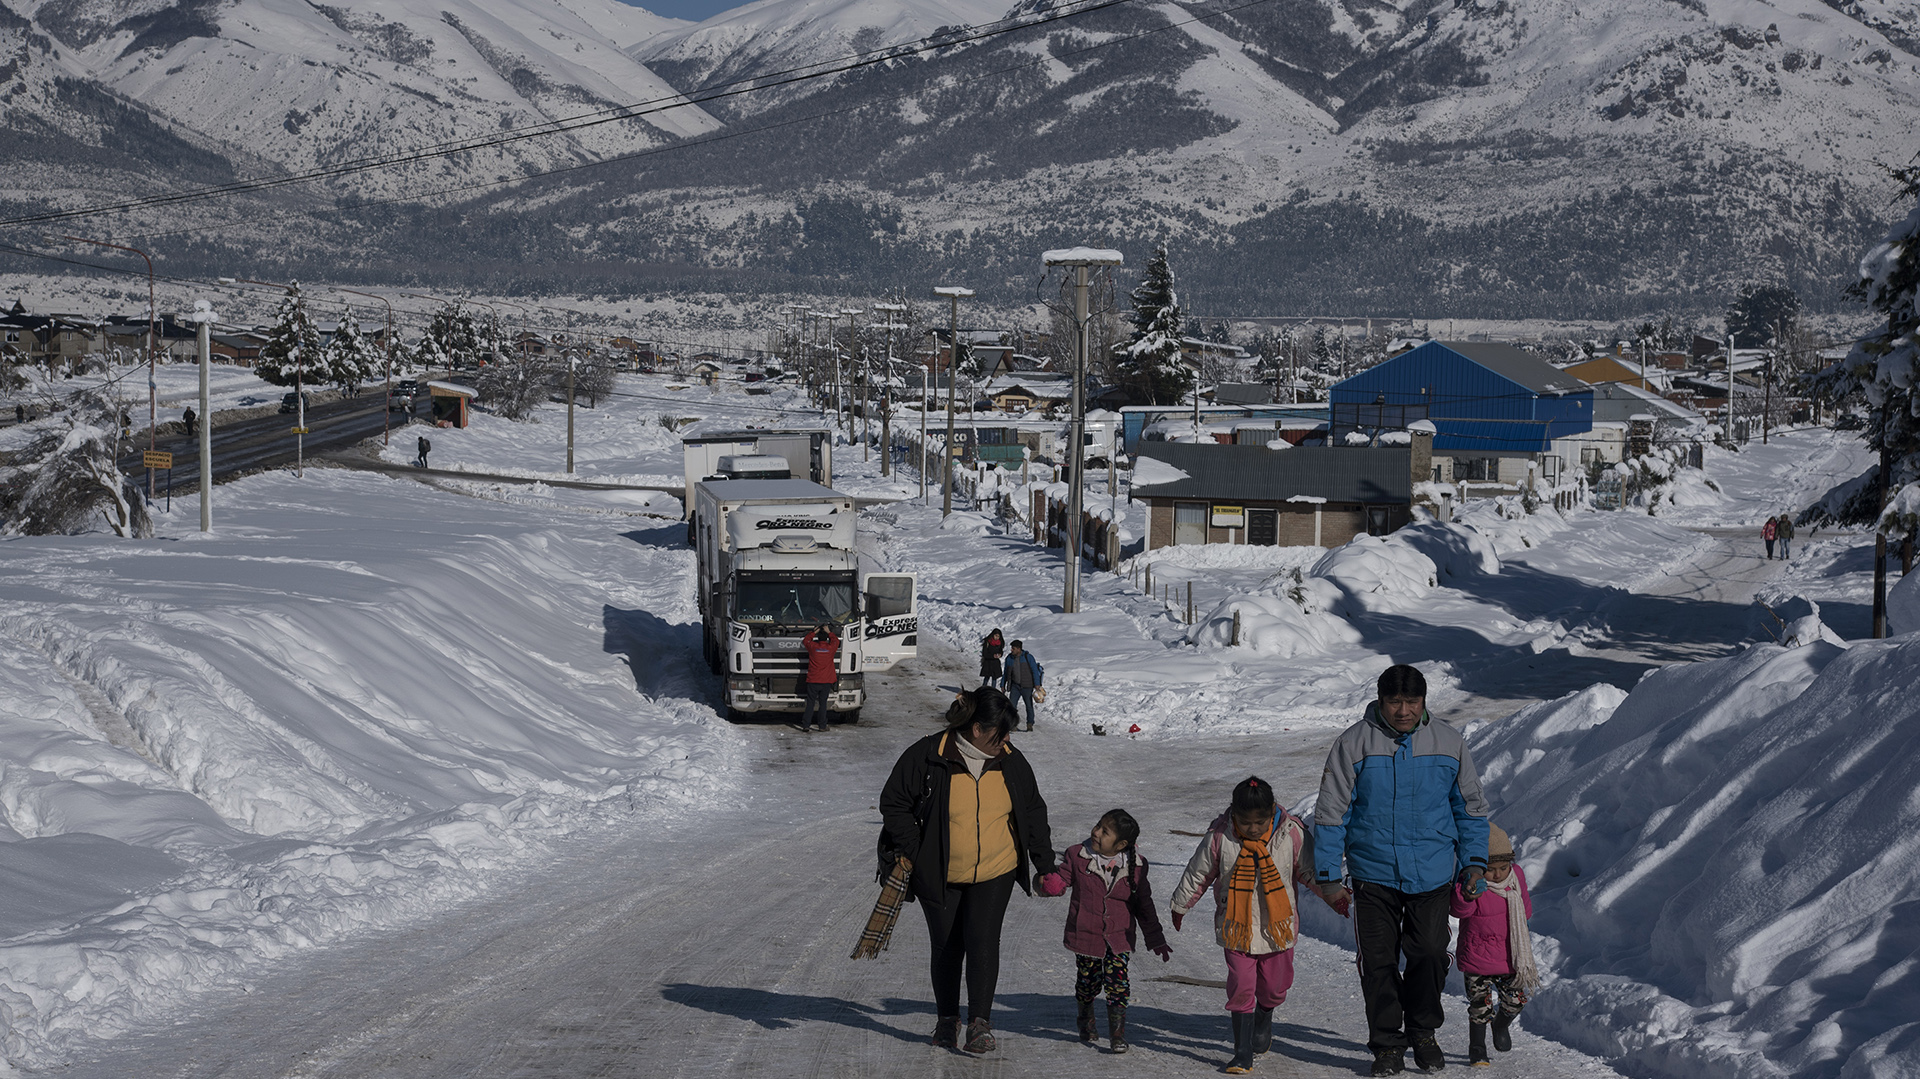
[621,0,746,22]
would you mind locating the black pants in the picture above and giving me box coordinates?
[801,682,833,727]
[921,871,1018,1021]
[1354,880,1452,1051]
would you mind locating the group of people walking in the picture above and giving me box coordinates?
[1762,513,1795,560]
[979,628,1044,730]
[875,663,1536,1075]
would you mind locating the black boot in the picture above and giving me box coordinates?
[1492,1014,1514,1053]
[1411,1030,1445,1071]
[1252,1006,1274,1054]
[1224,1011,1256,1073]
[1372,1047,1407,1076]
[1468,1023,1490,1066]
[1077,1000,1097,1043]
[1109,1003,1129,1054]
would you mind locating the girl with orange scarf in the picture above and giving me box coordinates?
[1170,776,1350,1074]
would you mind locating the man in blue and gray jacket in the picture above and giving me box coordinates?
[1315,664,1492,1076]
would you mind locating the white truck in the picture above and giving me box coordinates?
[691,478,917,723]
[681,428,834,516]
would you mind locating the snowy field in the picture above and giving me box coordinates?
[0,372,1913,1078]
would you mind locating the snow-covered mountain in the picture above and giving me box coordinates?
[6,0,721,201]
[632,0,1009,116]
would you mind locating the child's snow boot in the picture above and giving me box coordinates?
[1077,1001,1097,1043]
[1252,1006,1274,1054]
[1491,1014,1514,1053]
[1109,1003,1129,1054]
[1468,1023,1490,1067]
[1224,1011,1257,1074]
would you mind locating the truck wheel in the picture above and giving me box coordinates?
[723,707,746,724]
[841,709,861,725]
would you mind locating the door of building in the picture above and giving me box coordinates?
[1174,502,1207,546]
[1246,508,1277,546]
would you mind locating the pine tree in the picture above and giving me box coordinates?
[324,308,379,394]
[1818,157,1920,500]
[428,301,480,369]
[1120,247,1191,404]
[254,283,325,395]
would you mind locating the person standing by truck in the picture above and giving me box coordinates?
[801,622,841,732]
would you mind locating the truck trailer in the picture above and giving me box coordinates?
[681,428,833,516]
[691,478,916,722]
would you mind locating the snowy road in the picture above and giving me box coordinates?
[48,628,1646,1079]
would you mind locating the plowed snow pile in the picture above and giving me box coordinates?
[1469,633,1920,1079]
[0,470,735,1067]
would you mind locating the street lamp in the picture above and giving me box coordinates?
[932,286,974,515]
[1042,247,1124,614]
[67,236,156,499]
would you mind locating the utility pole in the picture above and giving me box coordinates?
[933,286,973,515]
[68,236,155,499]
[567,349,576,474]
[1763,332,1773,445]
[873,302,907,477]
[338,288,394,445]
[841,308,863,448]
[1726,331,1736,443]
[1043,247,1123,614]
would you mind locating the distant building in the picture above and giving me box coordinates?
[1130,437,1427,550]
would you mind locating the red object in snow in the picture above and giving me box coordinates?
[1128,723,1142,734]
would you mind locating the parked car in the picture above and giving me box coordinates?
[390,380,419,411]
[278,391,311,415]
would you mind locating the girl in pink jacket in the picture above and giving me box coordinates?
[1035,808,1172,1054]
[1449,822,1539,1066]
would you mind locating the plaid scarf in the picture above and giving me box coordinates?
[1221,822,1294,953]
[850,857,915,960]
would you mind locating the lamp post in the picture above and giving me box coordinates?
[932,286,973,515]
[67,236,156,499]
[336,288,395,445]
[184,299,216,532]
[1042,247,1123,614]
[872,302,907,478]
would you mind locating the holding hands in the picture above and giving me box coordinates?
[1459,865,1488,898]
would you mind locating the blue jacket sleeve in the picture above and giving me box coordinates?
[1312,733,1362,883]
[1450,742,1492,872]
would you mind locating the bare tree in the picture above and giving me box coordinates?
[476,355,554,421]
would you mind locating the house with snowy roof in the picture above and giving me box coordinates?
[1329,341,1595,488]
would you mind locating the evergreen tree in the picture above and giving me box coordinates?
[1120,247,1191,404]
[254,283,326,394]
[325,309,379,394]
[428,301,481,368]
[1725,284,1801,345]
[1819,157,1920,502]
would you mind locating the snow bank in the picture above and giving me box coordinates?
[1891,571,1920,637]
[0,470,737,1066]
[1470,637,1920,1079]
[1186,572,1359,658]
[1309,534,1437,610]
[1390,519,1501,579]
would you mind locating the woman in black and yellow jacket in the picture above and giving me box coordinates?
[878,687,1054,1055]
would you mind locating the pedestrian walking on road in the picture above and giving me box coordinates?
[979,628,1005,687]
[417,435,431,469]
[1452,822,1538,1066]
[1000,640,1043,731]
[182,406,197,438]
[1775,513,1795,561]
[1314,664,1492,1076]
[13,403,23,425]
[877,687,1055,1055]
[1171,777,1348,1074]
[1763,517,1777,560]
[800,622,840,731]
[1035,808,1172,1053]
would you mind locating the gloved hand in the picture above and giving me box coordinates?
[1170,910,1184,932]
[1459,866,1488,898]
[1151,943,1173,961]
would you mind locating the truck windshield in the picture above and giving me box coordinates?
[735,581,855,626]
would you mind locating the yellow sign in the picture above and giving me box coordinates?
[1211,505,1245,527]
[290,427,310,434]
[142,450,173,469]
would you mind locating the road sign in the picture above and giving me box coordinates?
[143,450,173,469]
[291,427,310,434]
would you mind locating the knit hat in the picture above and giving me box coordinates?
[1487,822,1514,861]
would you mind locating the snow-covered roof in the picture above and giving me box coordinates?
[1042,247,1124,265]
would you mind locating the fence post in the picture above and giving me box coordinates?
[1231,608,1241,646]
[1186,581,1194,625]
[1145,562,1152,597]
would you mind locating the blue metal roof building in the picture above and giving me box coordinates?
[1329,342,1593,455]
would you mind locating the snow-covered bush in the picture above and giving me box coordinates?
[0,389,152,538]
[1186,572,1359,657]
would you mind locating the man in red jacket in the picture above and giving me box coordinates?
[801,623,841,732]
